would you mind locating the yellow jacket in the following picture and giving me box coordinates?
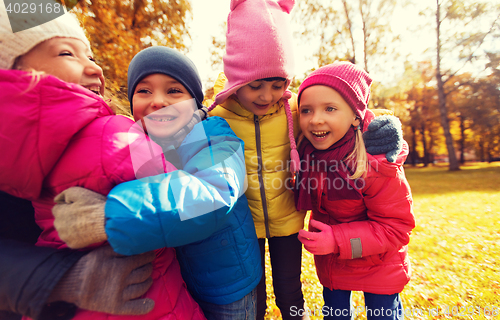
[206,73,306,239]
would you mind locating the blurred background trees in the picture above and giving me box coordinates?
[73,0,500,169]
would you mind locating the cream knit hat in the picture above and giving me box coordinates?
[0,1,90,70]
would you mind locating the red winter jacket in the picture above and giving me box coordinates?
[0,70,205,320]
[304,143,415,295]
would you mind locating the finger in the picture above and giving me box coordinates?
[367,118,389,131]
[297,233,309,245]
[52,203,68,219]
[118,298,155,316]
[120,251,156,272]
[54,190,70,204]
[97,245,122,258]
[298,235,318,248]
[126,263,153,285]
[299,229,318,241]
[308,219,328,232]
[303,245,318,255]
[123,278,154,301]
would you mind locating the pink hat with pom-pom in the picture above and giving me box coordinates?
[213,0,295,106]
[208,0,300,178]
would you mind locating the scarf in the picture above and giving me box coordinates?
[294,127,364,211]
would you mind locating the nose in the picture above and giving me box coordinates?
[310,112,324,125]
[259,87,272,103]
[84,59,103,78]
[84,59,105,95]
[151,93,168,109]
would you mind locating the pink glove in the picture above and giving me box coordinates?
[298,219,339,255]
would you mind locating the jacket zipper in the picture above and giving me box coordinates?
[254,115,271,238]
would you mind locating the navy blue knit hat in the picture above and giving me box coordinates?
[127,46,204,113]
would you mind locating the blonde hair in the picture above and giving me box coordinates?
[12,57,46,94]
[346,128,368,179]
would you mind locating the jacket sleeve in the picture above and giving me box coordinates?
[104,117,247,255]
[332,168,415,260]
[0,192,85,320]
[0,240,84,319]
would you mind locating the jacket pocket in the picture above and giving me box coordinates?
[176,226,247,289]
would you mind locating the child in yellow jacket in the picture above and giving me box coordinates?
[206,1,403,318]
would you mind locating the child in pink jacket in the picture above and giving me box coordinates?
[0,11,205,320]
[294,62,415,320]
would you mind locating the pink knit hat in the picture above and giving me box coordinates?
[212,0,295,106]
[208,0,300,175]
[298,62,372,122]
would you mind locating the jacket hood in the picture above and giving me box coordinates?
[367,141,409,178]
[0,69,114,200]
[209,72,282,119]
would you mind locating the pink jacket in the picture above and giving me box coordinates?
[304,143,415,295]
[0,70,205,320]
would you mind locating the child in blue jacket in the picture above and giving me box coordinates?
[52,46,261,320]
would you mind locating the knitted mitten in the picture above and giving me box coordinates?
[53,187,107,249]
[363,115,403,163]
[48,246,156,315]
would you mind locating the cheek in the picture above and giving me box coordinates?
[273,91,285,104]
[131,99,146,119]
[299,116,308,131]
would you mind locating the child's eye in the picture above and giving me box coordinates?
[249,85,261,90]
[300,108,310,114]
[136,88,151,94]
[59,51,73,57]
[89,56,96,62]
[326,106,336,112]
[272,82,285,90]
[168,88,183,94]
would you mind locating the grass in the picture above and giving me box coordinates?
[264,162,500,319]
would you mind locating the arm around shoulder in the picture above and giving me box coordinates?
[105,117,247,255]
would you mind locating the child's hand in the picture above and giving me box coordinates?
[53,186,107,248]
[363,115,403,163]
[49,246,156,315]
[298,219,338,255]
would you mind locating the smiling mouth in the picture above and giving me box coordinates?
[147,116,177,122]
[84,85,101,96]
[311,131,330,138]
[254,103,270,109]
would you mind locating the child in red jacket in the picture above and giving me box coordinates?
[294,62,415,320]
[0,10,205,320]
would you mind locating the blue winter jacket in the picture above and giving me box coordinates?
[104,116,262,305]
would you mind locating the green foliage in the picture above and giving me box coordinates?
[263,162,500,319]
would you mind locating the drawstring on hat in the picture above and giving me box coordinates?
[282,90,300,190]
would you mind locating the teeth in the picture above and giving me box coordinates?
[149,117,175,122]
[312,131,329,137]
[85,86,101,95]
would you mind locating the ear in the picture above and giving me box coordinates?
[352,117,361,127]
[277,0,295,13]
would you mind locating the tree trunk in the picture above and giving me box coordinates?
[460,115,465,164]
[479,137,485,162]
[421,124,429,167]
[410,126,418,166]
[342,0,356,64]
[436,0,460,170]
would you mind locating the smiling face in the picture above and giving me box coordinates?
[299,85,360,150]
[235,78,287,116]
[15,37,104,96]
[132,73,195,139]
